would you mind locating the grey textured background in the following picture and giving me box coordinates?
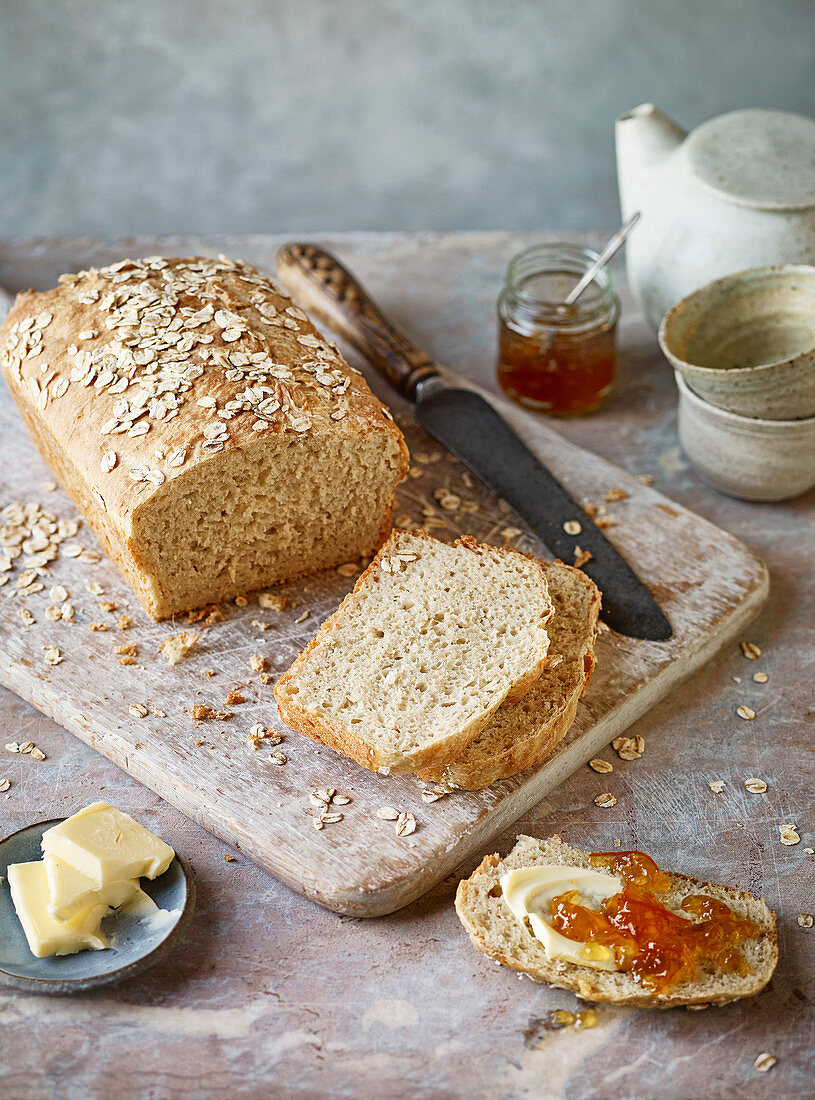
[1,0,814,237]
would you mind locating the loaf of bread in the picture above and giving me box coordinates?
[456,835,778,1008]
[0,256,409,618]
[417,561,600,789]
[274,529,554,773]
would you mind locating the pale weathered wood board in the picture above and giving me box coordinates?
[0,269,768,918]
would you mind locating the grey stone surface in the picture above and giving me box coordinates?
[0,233,812,1099]
[1,1,814,237]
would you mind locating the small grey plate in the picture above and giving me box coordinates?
[0,818,195,993]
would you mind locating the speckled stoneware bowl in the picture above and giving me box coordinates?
[660,266,815,420]
[675,372,815,501]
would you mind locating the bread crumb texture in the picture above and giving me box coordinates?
[275,529,554,773]
[0,255,408,619]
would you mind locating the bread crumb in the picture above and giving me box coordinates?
[708,780,725,793]
[89,622,109,632]
[158,631,200,665]
[258,592,286,612]
[185,604,223,625]
[225,689,245,706]
[191,705,212,721]
[797,913,813,928]
[573,547,593,568]
[605,488,629,503]
[234,595,248,607]
[250,654,269,673]
[118,615,132,630]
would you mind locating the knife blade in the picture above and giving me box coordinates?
[276,243,672,642]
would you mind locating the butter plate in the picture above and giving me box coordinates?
[0,819,195,993]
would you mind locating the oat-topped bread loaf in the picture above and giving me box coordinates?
[456,835,778,1008]
[0,256,408,618]
[417,562,600,789]
[274,529,554,773]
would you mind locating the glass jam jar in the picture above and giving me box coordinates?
[497,243,620,415]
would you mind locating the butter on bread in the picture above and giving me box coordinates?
[456,835,778,1008]
[0,255,408,619]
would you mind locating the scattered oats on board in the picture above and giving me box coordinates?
[589,758,613,774]
[420,785,448,803]
[500,526,523,541]
[612,735,644,760]
[376,807,399,821]
[43,646,64,665]
[129,703,149,719]
[779,823,800,846]
[754,1053,777,1073]
[740,641,762,659]
[744,778,768,794]
[268,749,287,765]
[158,630,200,665]
[708,780,725,793]
[753,672,768,684]
[395,811,417,837]
[563,520,582,536]
[797,913,813,929]
[0,779,10,793]
[336,562,359,578]
[736,705,756,721]
[594,793,617,808]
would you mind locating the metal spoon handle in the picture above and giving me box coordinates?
[564,211,641,306]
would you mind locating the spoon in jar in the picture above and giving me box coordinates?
[562,211,641,307]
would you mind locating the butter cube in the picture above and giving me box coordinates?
[7,861,108,957]
[41,802,174,886]
[44,853,142,922]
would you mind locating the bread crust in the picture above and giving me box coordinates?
[455,836,778,1008]
[0,257,409,619]
[274,529,554,773]
[417,563,600,789]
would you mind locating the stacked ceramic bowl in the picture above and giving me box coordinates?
[659,266,815,501]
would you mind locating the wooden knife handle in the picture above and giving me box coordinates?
[276,242,441,399]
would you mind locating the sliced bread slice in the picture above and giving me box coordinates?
[274,529,553,773]
[455,835,778,1008]
[417,562,600,789]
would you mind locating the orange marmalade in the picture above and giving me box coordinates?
[496,243,619,416]
[548,851,759,993]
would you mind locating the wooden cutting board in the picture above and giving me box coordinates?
[0,351,767,916]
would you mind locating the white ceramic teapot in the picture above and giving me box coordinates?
[615,104,815,330]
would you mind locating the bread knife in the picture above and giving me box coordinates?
[276,243,672,642]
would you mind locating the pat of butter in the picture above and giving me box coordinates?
[501,864,622,971]
[41,802,174,887]
[44,853,142,922]
[7,861,109,958]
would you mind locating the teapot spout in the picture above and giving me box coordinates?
[616,104,686,216]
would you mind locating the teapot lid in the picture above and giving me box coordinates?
[686,108,815,210]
